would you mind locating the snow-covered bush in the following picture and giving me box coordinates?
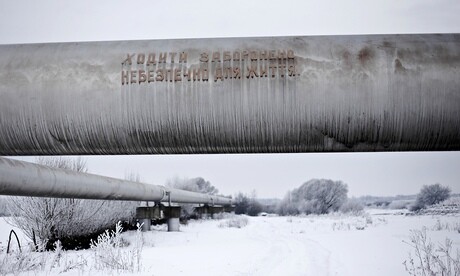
[5,157,139,249]
[90,221,143,273]
[218,216,249,228]
[0,250,40,275]
[430,219,460,232]
[277,179,348,215]
[331,213,379,231]
[6,196,138,249]
[213,212,234,220]
[339,199,364,215]
[277,200,300,216]
[418,196,460,215]
[331,221,351,231]
[411,183,451,211]
[0,222,143,275]
[387,200,412,210]
[233,192,264,216]
[403,228,460,276]
[0,239,87,275]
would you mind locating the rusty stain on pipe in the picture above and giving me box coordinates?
[0,34,459,155]
[0,157,232,205]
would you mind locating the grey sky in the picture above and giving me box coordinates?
[1,0,460,198]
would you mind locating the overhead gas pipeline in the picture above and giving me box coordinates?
[0,157,232,205]
[0,34,459,155]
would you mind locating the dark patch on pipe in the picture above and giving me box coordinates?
[394,59,407,73]
[358,47,374,66]
[381,41,395,48]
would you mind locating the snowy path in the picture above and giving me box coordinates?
[243,219,339,276]
[136,217,343,276]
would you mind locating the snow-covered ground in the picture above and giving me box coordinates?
[1,210,459,275]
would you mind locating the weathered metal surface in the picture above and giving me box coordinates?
[0,34,459,154]
[0,157,232,205]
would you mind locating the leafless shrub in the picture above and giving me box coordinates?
[411,184,451,211]
[388,200,412,210]
[331,214,375,231]
[331,221,351,231]
[431,219,460,233]
[5,157,138,248]
[403,228,460,276]
[90,221,143,273]
[0,221,144,275]
[0,239,82,276]
[0,251,40,275]
[213,212,234,220]
[218,216,249,229]
[339,199,364,215]
[233,191,264,216]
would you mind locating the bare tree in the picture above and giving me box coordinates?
[277,179,348,215]
[233,191,263,216]
[411,183,451,211]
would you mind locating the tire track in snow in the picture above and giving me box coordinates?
[241,218,342,276]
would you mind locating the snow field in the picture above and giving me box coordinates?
[1,211,459,275]
[126,212,459,276]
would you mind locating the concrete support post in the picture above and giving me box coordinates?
[201,208,209,220]
[140,219,151,232]
[136,206,161,232]
[163,206,181,232]
[167,218,180,232]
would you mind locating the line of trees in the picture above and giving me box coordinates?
[233,180,360,217]
[275,180,452,215]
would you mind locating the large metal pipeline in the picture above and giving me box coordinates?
[0,34,459,155]
[0,157,232,205]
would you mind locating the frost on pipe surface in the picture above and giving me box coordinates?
[0,157,232,205]
[0,34,459,155]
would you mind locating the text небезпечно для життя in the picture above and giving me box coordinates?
[121,49,299,84]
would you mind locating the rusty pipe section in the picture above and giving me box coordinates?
[0,34,459,155]
[0,157,232,205]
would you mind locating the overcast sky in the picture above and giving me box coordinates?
[1,0,460,198]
